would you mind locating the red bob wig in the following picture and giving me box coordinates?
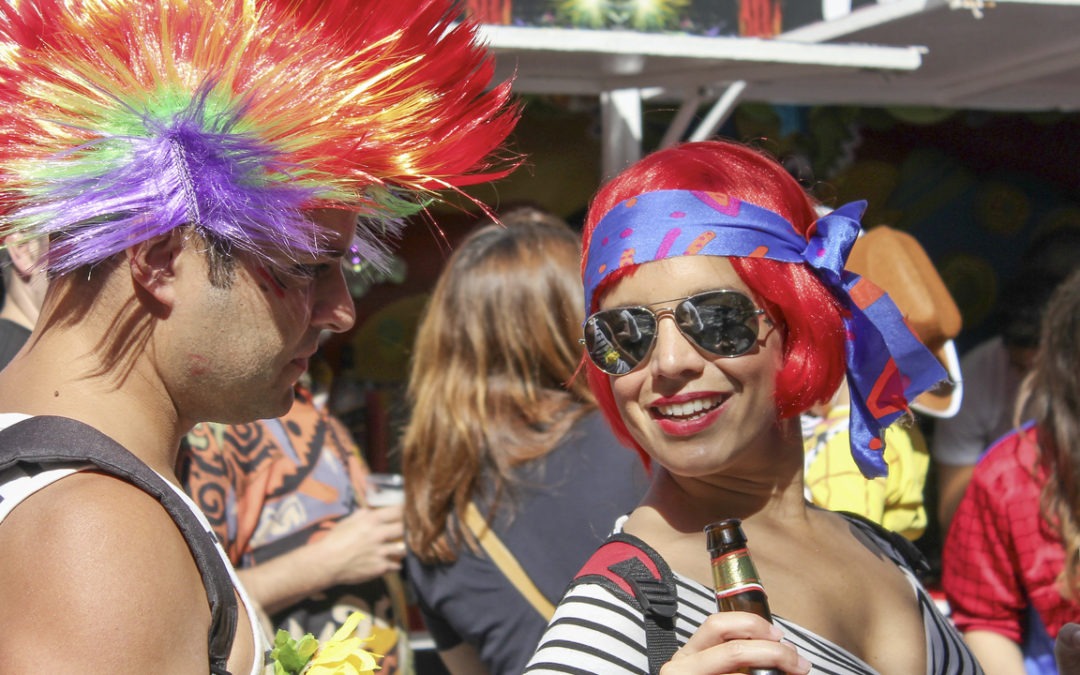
[581,140,848,463]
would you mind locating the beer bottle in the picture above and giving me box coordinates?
[705,518,781,675]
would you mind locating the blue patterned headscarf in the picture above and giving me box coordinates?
[584,189,946,478]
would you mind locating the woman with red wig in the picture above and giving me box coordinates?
[524,141,983,675]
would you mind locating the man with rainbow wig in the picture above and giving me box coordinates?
[0,0,518,671]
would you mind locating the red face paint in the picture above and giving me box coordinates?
[187,353,212,376]
[254,266,287,299]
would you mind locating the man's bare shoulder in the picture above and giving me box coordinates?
[0,470,211,672]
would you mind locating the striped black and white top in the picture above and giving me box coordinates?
[525,519,983,674]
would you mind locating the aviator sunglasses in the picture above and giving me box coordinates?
[582,289,768,376]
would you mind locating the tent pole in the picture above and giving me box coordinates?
[601,87,643,180]
[660,89,705,149]
[689,81,747,142]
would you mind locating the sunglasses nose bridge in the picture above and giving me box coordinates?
[652,306,677,323]
[650,306,690,348]
[647,306,707,372]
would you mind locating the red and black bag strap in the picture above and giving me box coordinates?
[0,415,237,674]
[572,532,679,675]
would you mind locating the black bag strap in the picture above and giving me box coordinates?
[0,416,237,674]
[572,532,679,674]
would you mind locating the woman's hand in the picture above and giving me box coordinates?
[659,612,810,675]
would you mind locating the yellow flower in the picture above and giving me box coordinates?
[364,624,398,658]
[304,612,381,675]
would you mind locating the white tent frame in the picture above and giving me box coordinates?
[478,24,925,177]
[479,0,1080,177]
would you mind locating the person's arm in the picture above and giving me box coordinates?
[932,344,1006,533]
[963,630,1025,675]
[936,462,975,533]
[0,472,228,673]
[932,365,991,532]
[942,459,1028,664]
[237,504,405,615]
[438,643,491,675]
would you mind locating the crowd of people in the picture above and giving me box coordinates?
[3,1,1080,674]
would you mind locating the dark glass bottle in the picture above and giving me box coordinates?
[705,518,782,675]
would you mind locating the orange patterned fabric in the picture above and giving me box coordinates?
[180,387,408,673]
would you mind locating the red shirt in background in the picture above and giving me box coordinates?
[943,423,1079,643]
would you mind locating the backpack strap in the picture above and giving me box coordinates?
[0,416,237,674]
[572,532,679,675]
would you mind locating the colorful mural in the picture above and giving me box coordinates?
[462,0,887,36]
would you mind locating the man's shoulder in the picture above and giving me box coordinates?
[1,469,208,607]
[0,472,212,671]
[3,469,204,564]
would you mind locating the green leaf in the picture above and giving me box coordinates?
[269,630,318,674]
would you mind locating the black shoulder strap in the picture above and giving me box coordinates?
[0,416,237,674]
[839,510,931,579]
[572,532,679,675]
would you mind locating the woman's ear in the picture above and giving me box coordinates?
[127,230,185,310]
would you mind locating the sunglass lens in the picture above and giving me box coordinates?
[676,291,760,357]
[584,307,657,375]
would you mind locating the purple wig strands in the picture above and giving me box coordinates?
[12,82,326,276]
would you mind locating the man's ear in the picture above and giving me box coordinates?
[127,230,185,310]
[4,234,45,278]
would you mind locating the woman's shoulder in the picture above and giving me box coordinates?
[832,510,930,575]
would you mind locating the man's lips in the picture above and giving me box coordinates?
[290,345,318,370]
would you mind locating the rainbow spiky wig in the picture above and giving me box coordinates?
[0,0,519,275]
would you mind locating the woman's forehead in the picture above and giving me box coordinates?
[599,256,748,308]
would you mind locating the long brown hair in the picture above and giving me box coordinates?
[1019,269,1080,598]
[403,208,595,563]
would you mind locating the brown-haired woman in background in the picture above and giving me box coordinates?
[402,207,647,675]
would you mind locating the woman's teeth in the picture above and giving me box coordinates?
[655,396,722,419]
